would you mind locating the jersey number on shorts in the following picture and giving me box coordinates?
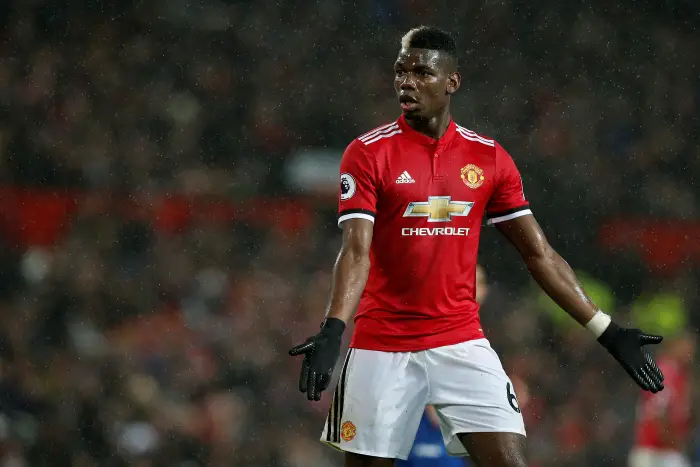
[506,382,521,413]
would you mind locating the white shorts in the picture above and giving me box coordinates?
[628,447,690,467]
[320,338,526,460]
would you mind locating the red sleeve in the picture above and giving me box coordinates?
[337,139,379,227]
[486,143,531,225]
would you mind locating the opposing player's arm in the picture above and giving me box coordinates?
[495,215,597,326]
[325,218,373,323]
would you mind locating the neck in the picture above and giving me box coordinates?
[404,106,451,140]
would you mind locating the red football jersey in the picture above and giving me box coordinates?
[338,116,530,351]
[634,357,691,449]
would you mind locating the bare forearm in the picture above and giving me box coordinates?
[527,249,598,326]
[497,217,664,392]
[325,247,371,323]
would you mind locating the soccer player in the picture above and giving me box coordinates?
[289,26,665,467]
[629,331,695,467]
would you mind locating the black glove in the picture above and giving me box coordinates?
[288,318,345,401]
[598,322,665,393]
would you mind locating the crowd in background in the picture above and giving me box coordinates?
[0,1,698,466]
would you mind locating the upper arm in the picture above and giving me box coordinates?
[336,139,377,256]
[341,218,374,257]
[496,214,552,262]
[486,143,546,260]
[485,143,531,225]
[337,139,379,227]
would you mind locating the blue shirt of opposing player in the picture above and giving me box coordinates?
[397,407,467,467]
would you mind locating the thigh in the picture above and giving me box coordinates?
[426,339,526,456]
[457,432,527,467]
[320,348,429,460]
[346,452,395,467]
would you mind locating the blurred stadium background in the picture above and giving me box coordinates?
[0,1,698,466]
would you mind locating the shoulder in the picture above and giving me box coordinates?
[454,123,520,170]
[454,123,496,149]
[353,121,402,148]
[342,121,402,166]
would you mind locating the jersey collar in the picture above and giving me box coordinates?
[397,114,458,148]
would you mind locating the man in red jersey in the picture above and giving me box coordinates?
[289,26,665,467]
[629,332,695,467]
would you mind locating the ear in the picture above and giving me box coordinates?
[446,72,461,95]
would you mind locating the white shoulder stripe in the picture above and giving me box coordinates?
[359,124,399,143]
[456,126,494,143]
[363,129,402,145]
[456,126,495,146]
[456,125,490,137]
[360,124,399,142]
[457,132,495,147]
[456,128,494,147]
[358,122,395,140]
[359,123,399,142]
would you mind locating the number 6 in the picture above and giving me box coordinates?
[507,382,521,413]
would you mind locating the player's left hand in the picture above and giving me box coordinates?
[288,318,345,401]
[597,322,665,393]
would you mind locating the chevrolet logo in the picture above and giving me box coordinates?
[403,196,474,222]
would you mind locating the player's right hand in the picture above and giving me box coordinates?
[288,317,345,401]
[597,322,665,393]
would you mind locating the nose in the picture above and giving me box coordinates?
[399,74,417,90]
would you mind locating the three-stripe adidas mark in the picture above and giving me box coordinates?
[326,350,353,443]
[396,171,416,184]
[358,123,401,146]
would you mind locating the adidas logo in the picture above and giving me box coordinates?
[396,171,416,184]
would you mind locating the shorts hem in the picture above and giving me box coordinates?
[453,427,526,434]
[319,440,409,461]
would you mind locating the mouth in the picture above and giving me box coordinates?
[399,94,420,111]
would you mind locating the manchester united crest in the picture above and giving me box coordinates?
[340,421,356,442]
[460,164,484,189]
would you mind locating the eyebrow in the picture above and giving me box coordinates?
[413,64,433,72]
[394,62,435,72]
